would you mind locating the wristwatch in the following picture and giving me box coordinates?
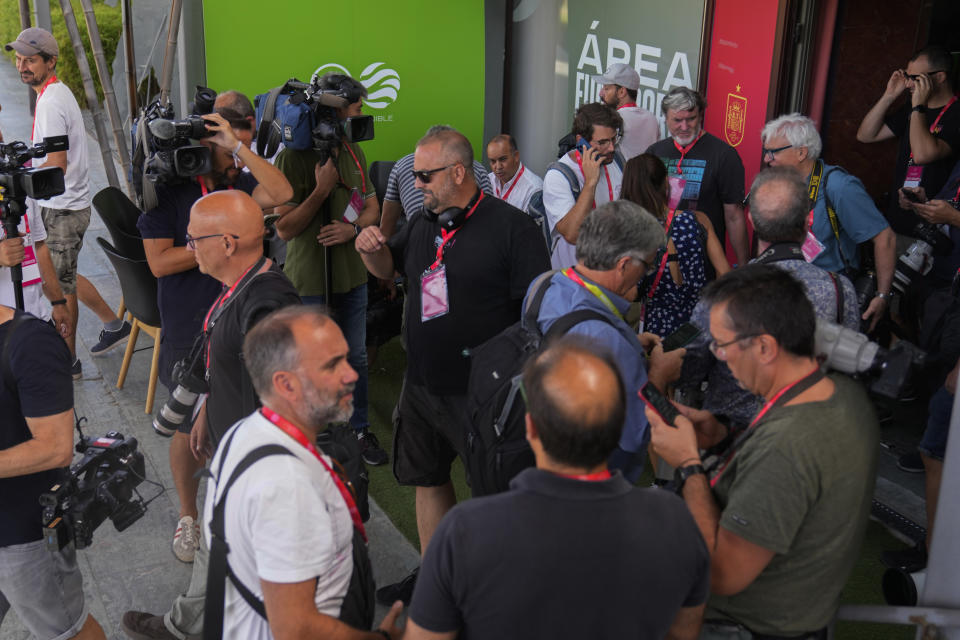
[674,463,706,493]
[912,104,925,113]
[875,291,893,300]
[352,223,362,237]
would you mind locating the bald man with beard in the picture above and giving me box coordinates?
[120,190,301,640]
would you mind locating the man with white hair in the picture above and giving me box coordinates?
[760,113,895,331]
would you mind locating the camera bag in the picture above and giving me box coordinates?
[463,270,613,497]
[255,80,315,158]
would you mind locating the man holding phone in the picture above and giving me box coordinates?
[858,45,960,235]
[542,102,624,269]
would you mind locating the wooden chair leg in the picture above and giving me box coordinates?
[116,297,126,321]
[145,328,161,414]
[117,319,140,389]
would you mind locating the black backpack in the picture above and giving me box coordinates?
[464,270,614,497]
[317,423,370,522]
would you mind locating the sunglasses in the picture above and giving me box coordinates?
[903,70,947,81]
[412,164,456,183]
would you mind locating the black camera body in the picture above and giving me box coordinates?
[153,333,209,436]
[40,431,147,551]
[0,137,68,203]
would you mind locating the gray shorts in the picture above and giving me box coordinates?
[39,206,91,295]
[0,540,89,639]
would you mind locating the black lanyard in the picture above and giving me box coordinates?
[754,242,804,264]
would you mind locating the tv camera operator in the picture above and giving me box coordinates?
[649,265,879,640]
[0,304,108,639]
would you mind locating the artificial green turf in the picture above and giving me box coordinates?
[366,337,922,637]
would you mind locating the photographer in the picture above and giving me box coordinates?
[137,92,292,564]
[273,73,387,466]
[0,304,107,639]
[1,198,72,336]
[897,156,960,286]
[649,266,878,640]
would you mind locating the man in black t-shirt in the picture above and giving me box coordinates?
[405,338,709,640]
[0,306,108,639]
[121,191,300,640]
[646,87,749,266]
[858,45,960,234]
[357,126,550,604]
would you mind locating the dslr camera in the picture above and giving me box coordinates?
[40,431,147,551]
[891,220,954,297]
[153,333,208,437]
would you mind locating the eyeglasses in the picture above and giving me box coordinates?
[762,144,793,158]
[591,134,622,149]
[634,256,653,272]
[411,164,456,183]
[903,70,947,81]
[185,233,239,250]
[708,333,762,358]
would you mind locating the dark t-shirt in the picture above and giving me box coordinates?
[932,161,960,282]
[884,101,960,234]
[0,312,73,547]
[387,194,550,395]
[647,132,745,244]
[410,468,710,640]
[137,174,258,347]
[206,264,300,445]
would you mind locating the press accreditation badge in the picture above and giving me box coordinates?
[801,231,825,262]
[421,265,450,322]
[904,165,924,189]
[667,176,687,211]
[342,188,363,223]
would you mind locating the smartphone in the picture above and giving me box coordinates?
[575,138,591,153]
[903,188,926,204]
[661,322,702,352]
[640,383,680,427]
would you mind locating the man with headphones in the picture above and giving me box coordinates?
[356,125,550,605]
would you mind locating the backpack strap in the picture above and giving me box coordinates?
[521,269,560,332]
[546,161,581,202]
[204,439,296,640]
[827,272,844,324]
[543,309,614,343]
[256,84,288,158]
[613,148,626,172]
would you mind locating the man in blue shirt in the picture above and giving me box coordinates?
[531,200,683,481]
[761,113,896,331]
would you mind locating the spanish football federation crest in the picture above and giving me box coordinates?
[724,84,747,147]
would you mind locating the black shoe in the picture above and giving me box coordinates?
[897,451,925,473]
[882,543,927,572]
[91,321,132,356]
[71,358,82,381]
[376,567,418,606]
[358,428,389,466]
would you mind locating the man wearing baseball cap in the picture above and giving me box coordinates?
[598,62,659,160]
[6,27,132,378]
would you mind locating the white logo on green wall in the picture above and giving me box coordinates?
[312,62,401,109]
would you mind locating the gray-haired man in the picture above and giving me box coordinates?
[530,200,682,482]
[646,87,749,265]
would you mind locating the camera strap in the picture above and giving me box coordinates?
[808,161,855,273]
[755,242,845,323]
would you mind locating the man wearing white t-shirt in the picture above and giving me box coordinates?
[0,199,70,333]
[486,134,543,214]
[542,102,624,269]
[7,28,131,378]
[204,305,403,640]
[598,63,659,160]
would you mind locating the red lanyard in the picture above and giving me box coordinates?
[646,210,678,302]
[710,367,821,487]
[202,258,258,366]
[555,469,612,481]
[909,95,958,162]
[495,164,525,201]
[30,75,57,142]
[260,407,367,541]
[342,142,366,194]
[672,131,703,175]
[618,103,637,109]
[430,192,484,270]
[574,151,614,204]
[199,182,233,197]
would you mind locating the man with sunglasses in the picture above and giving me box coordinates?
[542,102,624,269]
[136,93,292,571]
[858,45,960,234]
[356,126,549,605]
[649,265,879,640]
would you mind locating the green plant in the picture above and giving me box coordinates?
[0,0,122,108]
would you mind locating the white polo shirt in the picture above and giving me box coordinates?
[488,162,543,214]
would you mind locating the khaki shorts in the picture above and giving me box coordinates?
[39,206,91,295]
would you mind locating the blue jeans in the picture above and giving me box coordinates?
[303,284,369,431]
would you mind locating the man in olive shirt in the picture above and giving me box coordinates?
[649,265,878,639]
[274,73,387,466]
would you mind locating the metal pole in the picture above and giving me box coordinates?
[122,0,137,119]
[158,0,183,105]
[17,0,36,117]
[57,0,121,189]
[78,0,135,196]
[33,0,52,31]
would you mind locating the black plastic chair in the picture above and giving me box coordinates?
[368,160,395,208]
[97,236,161,414]
[93,186,142,238]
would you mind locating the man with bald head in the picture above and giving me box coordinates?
[122,190,300,640]
[357,125,549,604]
[404,337,710,640]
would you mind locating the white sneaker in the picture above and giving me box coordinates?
[172,515,199,563]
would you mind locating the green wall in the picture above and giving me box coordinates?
[202,1,486,165]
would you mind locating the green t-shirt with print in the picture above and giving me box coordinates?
[276,142,372,297]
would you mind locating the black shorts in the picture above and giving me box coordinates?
[392,378,468,487]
